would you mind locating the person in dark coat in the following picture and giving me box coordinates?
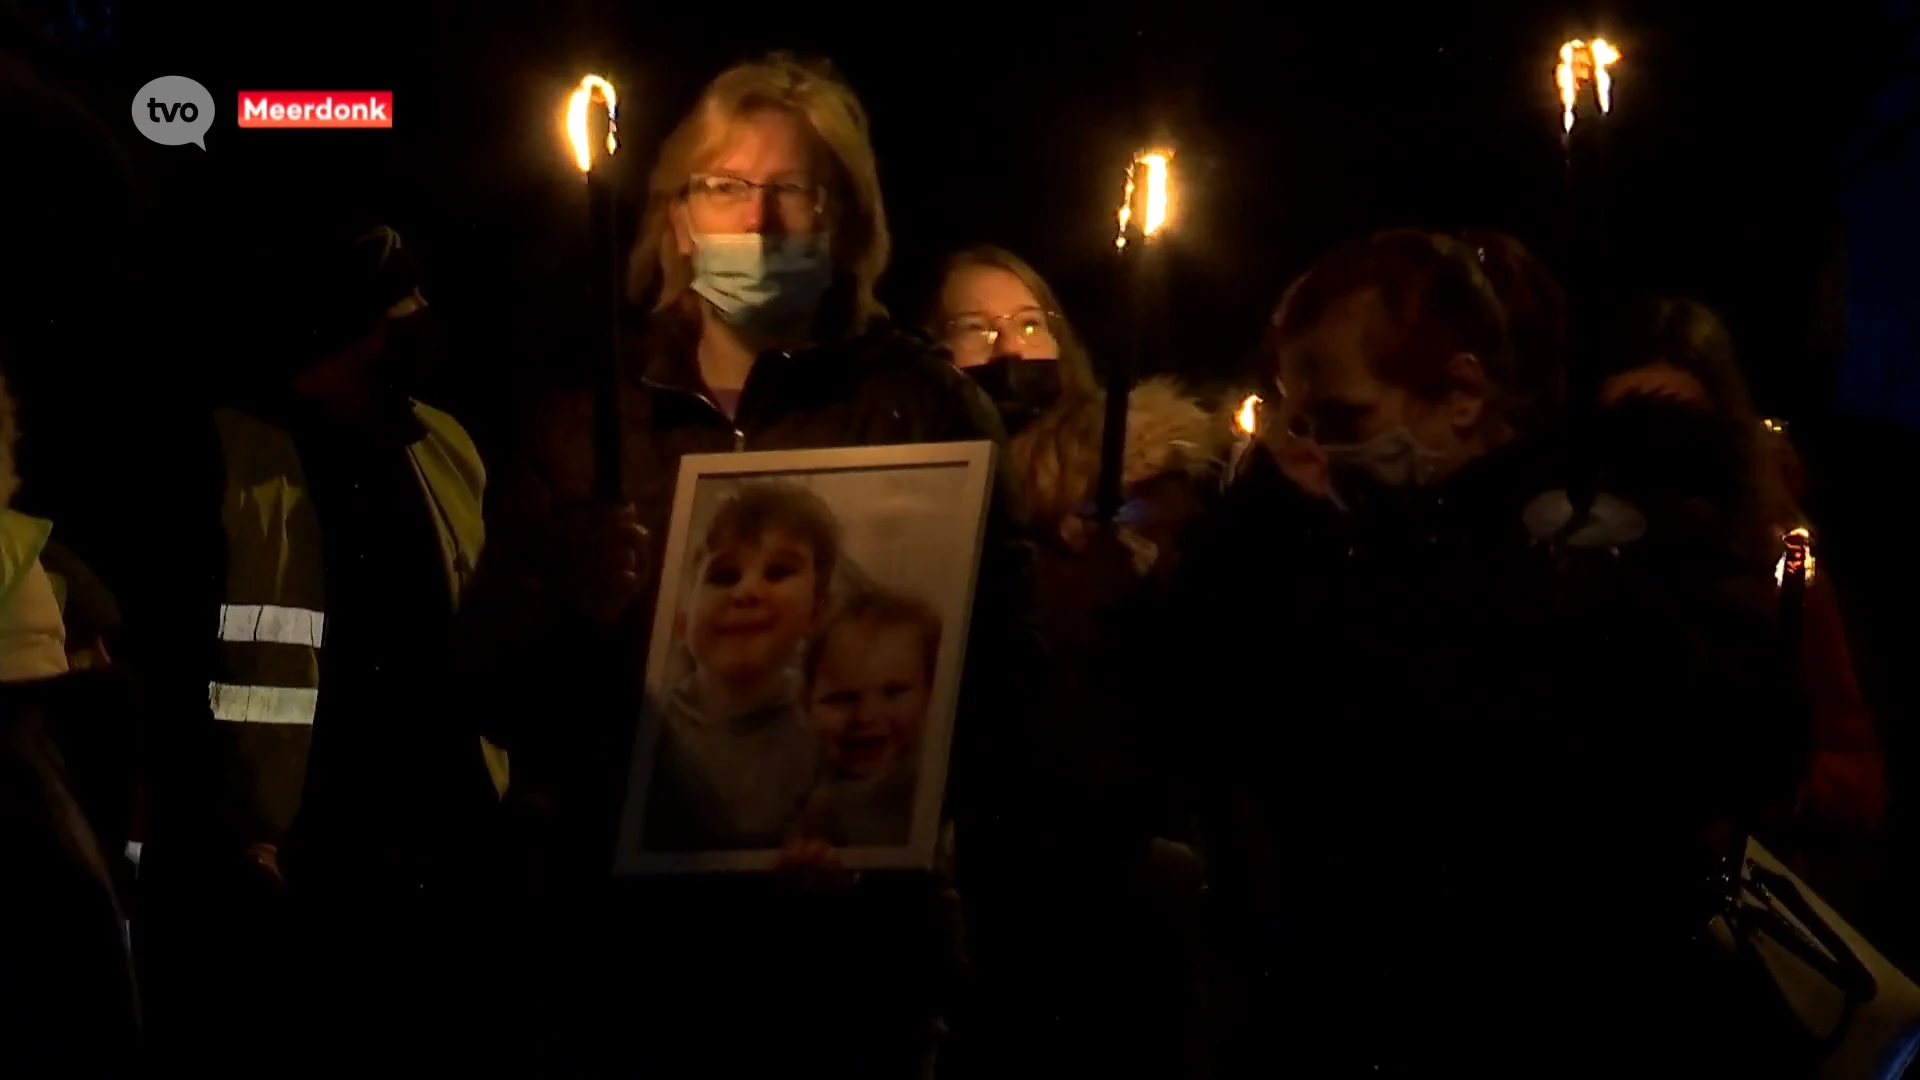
[0,52,143,1071]
[1595,298,1886,910]
[1173,230,1806,1076]
[0,366,141,1070]
[465,54,1039,1077]
[133,219,517,1072]
[917,245,1225,1078]
[0,677,142,1071]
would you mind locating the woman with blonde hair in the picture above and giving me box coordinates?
[923,246,1222,1074]
[512,55,1019,570]
[484,54,1036,1078]
[927,245,1098,432]
[625,55,890,356]
[926,244,1226,566]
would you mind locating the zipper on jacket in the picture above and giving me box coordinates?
[673,384,745,452]
[729,348,791,454]
[689,389,742,450]
[648,353,765,453]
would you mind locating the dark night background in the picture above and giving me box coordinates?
[6,0,1920,955]
[13,0,1909,424]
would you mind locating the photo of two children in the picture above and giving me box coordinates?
[616,443,995,875]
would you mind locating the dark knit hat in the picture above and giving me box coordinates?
[274,222,428,359]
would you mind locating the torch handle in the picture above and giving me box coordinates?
[1560,76,1616,522]
[587,171,624,501]
[592,343,623,500]
[1094,357,1130,520]
[1094,250,1145,522]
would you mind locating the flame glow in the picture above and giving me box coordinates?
[1139,151,1171,236]
[1592,39,1619,114]
[1236,394,1261,436]
[1557,43,1578,134]
[1762,417,1787,435]
[1115,148,1174,251]
[1555,39,1620,134]
[1775,526,1816,588]
[566,74,619,173]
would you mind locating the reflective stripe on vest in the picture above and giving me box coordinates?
[210,402,506,837]
[218,603,326,647]
[210,408,327,834]
[208,682,320,725]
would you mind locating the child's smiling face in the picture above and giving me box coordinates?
[806,622,931,780]
[686,527,822,685]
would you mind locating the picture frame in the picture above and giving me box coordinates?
[613,440,998,875]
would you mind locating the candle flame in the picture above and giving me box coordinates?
[566,74,619,173]
[1115,148,1174,251]
[1236,394,1261,436]
[1776,525,1815,588]
[1762,417,1787,435]
[1555,39,1620,134]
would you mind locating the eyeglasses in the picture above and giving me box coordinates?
[686,174,825,220]
[943,309,1057,358]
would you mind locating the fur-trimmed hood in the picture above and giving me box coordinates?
[1009,376,1230,528]
[1119,377,1231,488]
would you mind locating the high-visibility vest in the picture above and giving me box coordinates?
[208,402,509,839]
[0,510,53,605]
[0,509,69,681]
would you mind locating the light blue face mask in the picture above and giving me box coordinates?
[1319,425,1451,513]
[689,232,833,343]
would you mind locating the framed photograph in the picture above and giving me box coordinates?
[613,441,998,875]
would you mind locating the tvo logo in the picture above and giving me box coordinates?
[132,75,215,150]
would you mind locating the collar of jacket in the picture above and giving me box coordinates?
[248,389,425,449]
[632,309,934,404]
[1328,437,1561,557]
[632,308,705,397]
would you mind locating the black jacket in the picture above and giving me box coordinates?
[486,317,1041,868]
[0,673,141,1070]
[1171,438,1806,1074]
[142,397,498,897]
[472,318,1043,1072]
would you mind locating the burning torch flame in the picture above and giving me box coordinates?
[1115,148,1174,251]
[566,74,619,172]
[1555,39,1620,134]
[1776,525,1816,588]
[1236,394,1261,436]
[1593,39,1619,113]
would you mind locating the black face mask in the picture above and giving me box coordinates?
[964,357,1063,434]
